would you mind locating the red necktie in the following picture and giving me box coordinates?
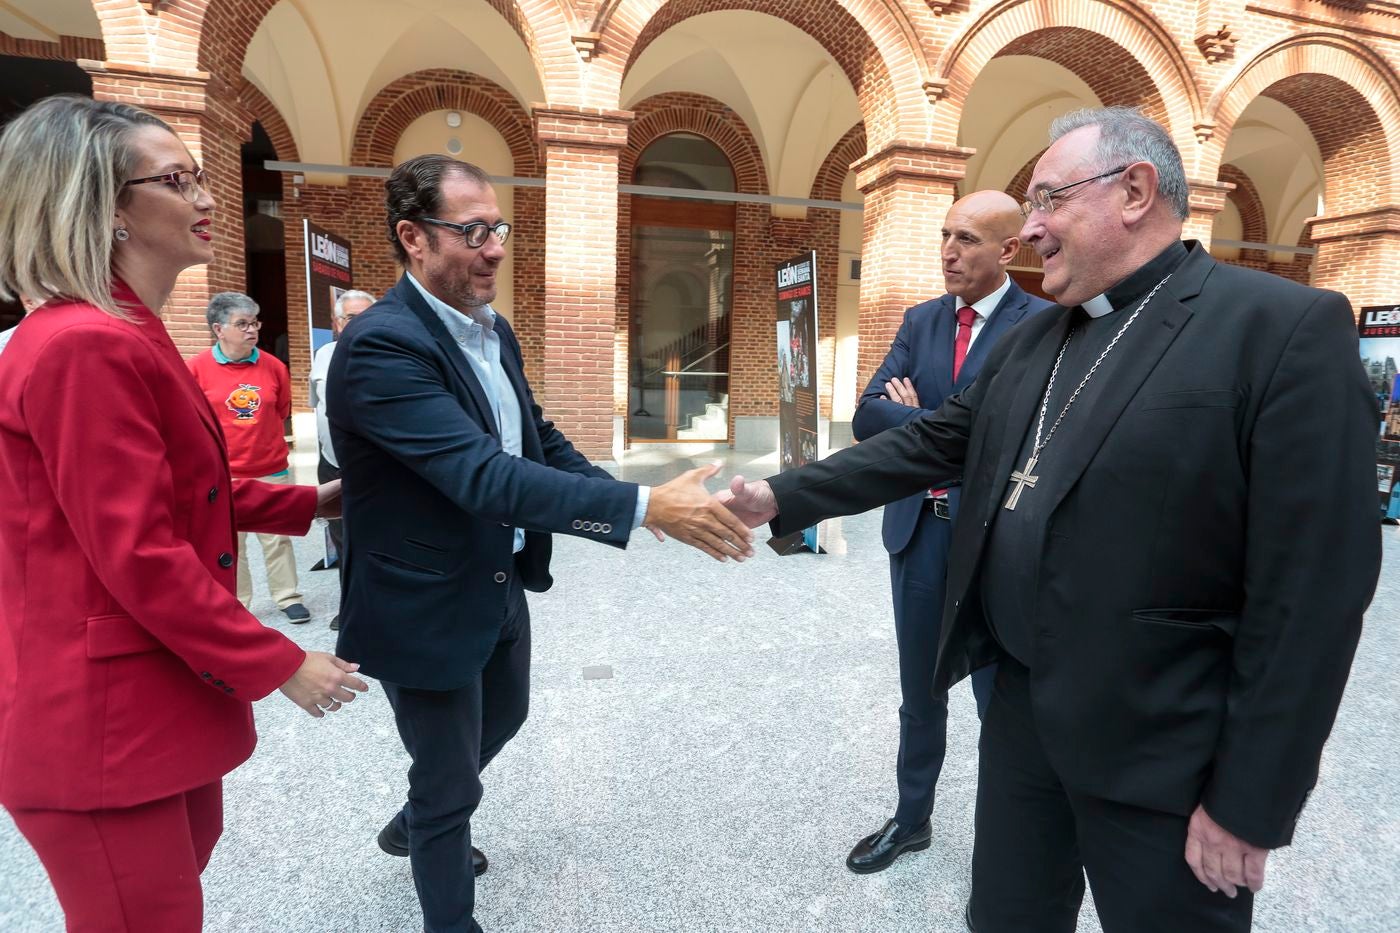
[952,305,976,381]
[932,306,977,499]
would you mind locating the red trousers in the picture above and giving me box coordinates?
[8,779,223,932]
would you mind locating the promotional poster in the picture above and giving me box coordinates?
[303,219,354,363]
[1358,304,1400,519]
[773,252,822,553]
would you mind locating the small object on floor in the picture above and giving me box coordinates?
[328,614,340,631]
[377,817,488,876]
[845,817,933,874]
[282,603,311,623]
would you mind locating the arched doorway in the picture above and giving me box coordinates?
[628,132,736,442]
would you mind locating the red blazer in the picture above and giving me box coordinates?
[0,287,315,811]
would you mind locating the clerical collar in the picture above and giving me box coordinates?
[1080,240,1189,318]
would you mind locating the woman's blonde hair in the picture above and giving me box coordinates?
[0,95,172,318]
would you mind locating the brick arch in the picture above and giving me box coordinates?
[89,0,158,67]
[933,0,1201,156]
[810,123,866,202]
[1003,149,1047,202]
[239,79,299,162]
[346,69,544,375]
[621,93,769,195]
[591,0,927,149]
[349,69,536,175]
[1217,164,1267,262]
[1207,34,1400,214]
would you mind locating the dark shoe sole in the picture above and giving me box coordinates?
[377,824,487,876]
[845,836,932,874]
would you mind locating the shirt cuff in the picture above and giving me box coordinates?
[632,486,651,532]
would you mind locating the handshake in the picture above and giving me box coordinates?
[640,463,780,562]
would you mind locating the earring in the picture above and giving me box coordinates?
[114,227,130,241]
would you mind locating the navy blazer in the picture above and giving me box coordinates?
[326,277,640,689]
[851,277,1051,553]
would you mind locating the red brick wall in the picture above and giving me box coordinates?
[53,0,1400,443]
[349,70,546,379]
[537,106,632,458]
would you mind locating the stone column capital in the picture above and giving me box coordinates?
[1309,207,1400,243]
[1188,178,1234,218]
[852,140,974,197]
[533,105,634,154]
[81,59,210,101]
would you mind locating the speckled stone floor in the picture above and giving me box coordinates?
[2,442,1397,932]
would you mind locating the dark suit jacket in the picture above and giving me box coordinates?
[851,278,1052,553]
[327,277,639,690]
[768,242,1381,849]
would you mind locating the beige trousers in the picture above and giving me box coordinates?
[236,471,303,609]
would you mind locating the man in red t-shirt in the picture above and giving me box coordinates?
[187,292,309,622]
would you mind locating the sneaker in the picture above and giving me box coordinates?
[282,603,311,623]
[328,614,340,631]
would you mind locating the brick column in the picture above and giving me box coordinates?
[1309,208,1400,308]
[1186,179,1232,247]
[84,60,250,357]
[534,106,633,460]
[852,142,969,389]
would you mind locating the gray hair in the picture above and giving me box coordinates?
[334,289,376,318]
[206,291,258,331]
[0,95,171,320]
[1049,107,1189,220]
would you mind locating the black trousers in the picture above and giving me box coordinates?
[316,454,343,561]
[381,579,530,933]
[890,507,995,827]
[968,659,1253,933]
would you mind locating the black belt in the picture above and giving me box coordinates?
[922,498,951,520]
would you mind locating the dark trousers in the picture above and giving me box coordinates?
[969,659,1254,933]
[890,507,995,827]
[381,580,530,933]
[317,453,343,562]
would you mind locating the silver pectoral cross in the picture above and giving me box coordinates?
[1003,455,1040,511]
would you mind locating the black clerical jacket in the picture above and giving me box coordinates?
[768,242,1380,850]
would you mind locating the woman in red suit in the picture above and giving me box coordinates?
[0,96,369,930]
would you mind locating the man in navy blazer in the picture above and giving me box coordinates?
[846,190,1051,873]
[326,156,752,933]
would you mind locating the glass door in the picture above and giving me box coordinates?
[629,222,733,441]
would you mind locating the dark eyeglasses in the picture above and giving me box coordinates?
[420,218,512,248]
[123,168,209,204]
[1020,166,1129,217]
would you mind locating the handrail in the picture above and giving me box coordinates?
[678,343,728,372]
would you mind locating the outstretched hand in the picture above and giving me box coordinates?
[714,475,779,528]
[645,463,756,562]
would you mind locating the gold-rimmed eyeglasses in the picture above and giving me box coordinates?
[1020,166,1128,218]
[123,168,209,204]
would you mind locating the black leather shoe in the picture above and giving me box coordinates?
[965,899,977,932]
[845,818,932,874]
[328,614,340,631]
[377,817,487,876]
